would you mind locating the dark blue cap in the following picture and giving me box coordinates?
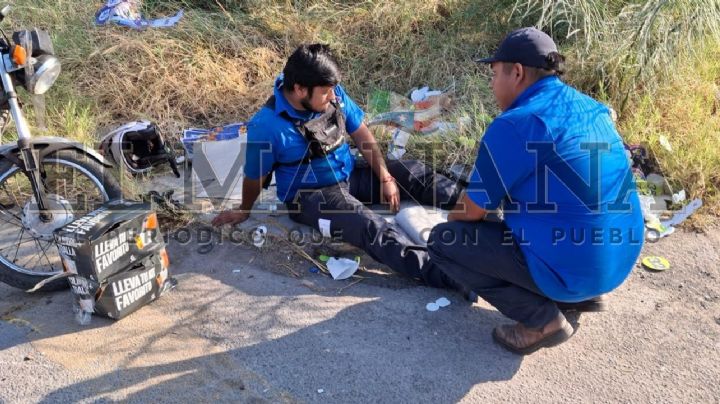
[476,27,558,69]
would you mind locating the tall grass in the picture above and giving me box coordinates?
[511,0,720,113]
[4,0,720,220]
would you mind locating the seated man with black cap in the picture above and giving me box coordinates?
[426,28,644,354]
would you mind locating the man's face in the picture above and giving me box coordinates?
[300,85,337,113]
[490,62,517,111]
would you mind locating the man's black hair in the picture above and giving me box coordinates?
[544,52,566,75]
[282,44,342,93]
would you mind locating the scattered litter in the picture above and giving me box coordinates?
[435,297,451,307]
[658,135,673,152]
[318,219,332,238]
[285,241,329,275]
[326,257,359,280]
[672,190,687,205]
[95,0,184,30]
[318,255,330,262]
[252,226,267,248]
[426,297,451,311]
[642,256,671,271]
[317,389,325,394]
[182,122,245,160]
[411,86,443,103]
[625,142,698,240]
[387,128,411,160]
[232,269,241,273]
[645,173,668,196]
[368,90,412,114]
[309,267,320,274]
[661,198,703,228]
[645,222,675,241]
[368,84,459,160]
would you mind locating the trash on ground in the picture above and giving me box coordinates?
[658,135,673,152]
[661,198,703,228]
[642,256,671,271]
[326,257,359,280]
[672,190,687,205]
[645,222,675,241]
[252,226,267,248]
[182,122,246,160]
[368,84,459,160]
[317,389,325,394]
[367,111,415,132]
[232,269,242,273]
[624,142,697,239]
[309,267,320,274]
[368,90,412,114]
[387,128,411,160]
[95,0,184,30]
[435,297,451,307]
[318,255,330,262]
[426,302,440,312]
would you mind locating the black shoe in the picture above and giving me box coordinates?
[556,295,607,312]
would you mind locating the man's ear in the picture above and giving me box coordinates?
[513,63,524,82]
[293,83,308,98]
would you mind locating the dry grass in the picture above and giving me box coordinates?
[620,43,720,223]
[4,0,719,221]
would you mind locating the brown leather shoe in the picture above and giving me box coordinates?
[556,295,607,313]
[492,313,574,355]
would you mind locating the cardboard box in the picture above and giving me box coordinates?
[54,201,164,283]
[94,250,173,319]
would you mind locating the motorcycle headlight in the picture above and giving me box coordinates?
[26,54,61,95]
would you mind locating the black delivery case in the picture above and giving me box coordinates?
[54,200,174,320]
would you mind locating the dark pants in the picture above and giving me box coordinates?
[426,221,560,328]
[286,160,460,283]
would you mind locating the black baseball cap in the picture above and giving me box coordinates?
[476,27,558,69]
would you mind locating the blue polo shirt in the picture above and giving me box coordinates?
[244,76,365,202]
[466,76,644,302]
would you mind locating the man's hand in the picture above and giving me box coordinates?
[381,178,401,213]
[211,210,250,227]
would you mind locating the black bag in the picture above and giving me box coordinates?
[261,96,348,188]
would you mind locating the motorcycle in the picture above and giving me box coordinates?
[0,6,121,291]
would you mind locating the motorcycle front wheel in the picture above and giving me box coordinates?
[0,149,122,291]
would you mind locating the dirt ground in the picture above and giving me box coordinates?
[0,223,719,403]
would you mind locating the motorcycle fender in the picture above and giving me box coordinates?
[0,137,114,167]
